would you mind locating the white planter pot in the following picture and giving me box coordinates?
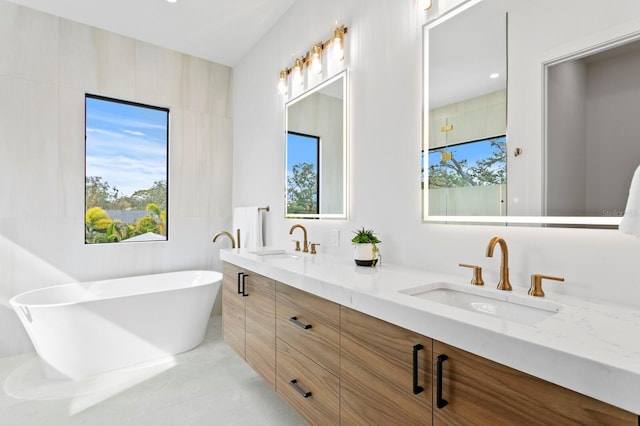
[354,243,379,266]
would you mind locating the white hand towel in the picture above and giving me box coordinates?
[620,165,640,237]
[232,207,264,249]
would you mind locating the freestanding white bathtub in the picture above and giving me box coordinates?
[9,270,222,380]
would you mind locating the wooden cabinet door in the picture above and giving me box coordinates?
[340,306,432,425]
[433,341,637,426]
[222,262,245,358]
[245,272,276,390]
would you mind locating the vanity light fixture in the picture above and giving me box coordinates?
[166,0,177,3]
[490,72,500,79]
[422,0,433,10]
[277,25,349,96]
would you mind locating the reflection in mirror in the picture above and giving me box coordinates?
[85,94,169,244]
[287,132,320,215]
[285,70,348,219]
[546,39,640,219]
[423,0,640,227]
[423,0,507,220]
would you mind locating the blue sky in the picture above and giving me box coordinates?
[287,133,318,177]
[86,97,168,197]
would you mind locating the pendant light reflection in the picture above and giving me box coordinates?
[277,25,348,97]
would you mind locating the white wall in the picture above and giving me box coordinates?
[233,0,640,313]
[0,2,232,357]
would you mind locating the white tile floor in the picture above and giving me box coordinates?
[0,316,307,426]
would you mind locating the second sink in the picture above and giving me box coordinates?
[400,282,562,325]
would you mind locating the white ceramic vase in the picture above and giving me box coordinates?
[354,243,378,266]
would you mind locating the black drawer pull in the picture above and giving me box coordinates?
[241,273,249,297]
[236,272,244,294]
[289,379,312,398]
[412,344,424,395]
[289,316,312,330]
[436,354,449,409]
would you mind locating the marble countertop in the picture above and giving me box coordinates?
[221,248,640,414]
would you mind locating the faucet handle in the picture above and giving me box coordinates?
[528,274,564,297]
[310,243,320,254]
[292,240,301,251]
[459,263,484,286]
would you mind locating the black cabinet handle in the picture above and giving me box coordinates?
[436,354,449,409]
[241,273,249,297]
[289,379,312,398]
[289,316,312,330]
[236,272,244,294]
[412,344,424,395]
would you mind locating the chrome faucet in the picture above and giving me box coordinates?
[212,231,236,248]
[289,224,308,252]
[485,236,512,291]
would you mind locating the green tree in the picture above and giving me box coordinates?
[428,138,506,189]
[146,203,167,236]
[130,180,167,210]
[85,176,119,209]
[287,163,318,214]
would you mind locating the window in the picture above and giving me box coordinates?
[426,136,506,189]
[85,95,169,244]
[286,131,320,215]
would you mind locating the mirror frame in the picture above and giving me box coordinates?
[422,0,623,228]
[284,70,349,220]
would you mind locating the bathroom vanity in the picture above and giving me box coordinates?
[220,248,639,424]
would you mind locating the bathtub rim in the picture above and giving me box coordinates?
[9,269,223,309]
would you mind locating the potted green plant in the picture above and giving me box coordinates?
[351,227,381,266]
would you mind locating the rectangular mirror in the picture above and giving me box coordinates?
[85,94,169,243]
[285,70,348,219]
[423,0,508,222]
[423,0,640,228]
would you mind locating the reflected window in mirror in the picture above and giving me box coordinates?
[285,70,348,219]
[287,132,320,215]
[85,94,169,244]
[426,135,506,216]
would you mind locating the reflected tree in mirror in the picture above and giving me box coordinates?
[85,94,169,244]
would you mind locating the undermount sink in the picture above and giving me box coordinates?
[400,282,561,325]
[248,249,300,260]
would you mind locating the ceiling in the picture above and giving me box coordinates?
[5,0,297,66]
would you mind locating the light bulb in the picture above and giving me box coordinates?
[333,27,345,62]
[278,70,288,96]
[293,58,304,86]
[310,44,323,75]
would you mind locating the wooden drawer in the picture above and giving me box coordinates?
[276,282,340,375]
[276,338,339,425]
